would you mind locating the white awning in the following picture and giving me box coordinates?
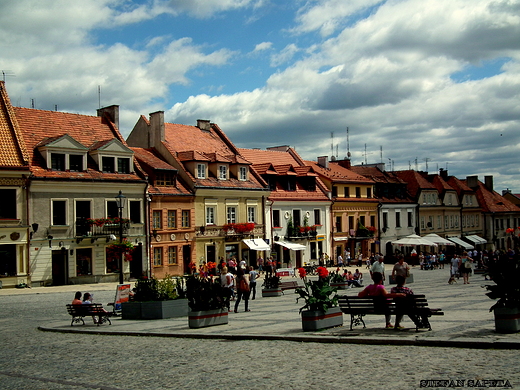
[333,237,350,241]
[464,235,487,244]
[447,237,474,249]
[242,239,270,251]
[274,240,306,251]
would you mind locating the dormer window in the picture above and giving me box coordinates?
[219,165,227,180]
[117,158,130,174]
[38,134,88,172]
[69,155,84,171]
[197,164,206,179]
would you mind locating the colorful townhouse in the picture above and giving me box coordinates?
[307,157,378,261]
[0,81,31,288]
[240,146,331,268]
[127,113,270,269]
[0,82,148,286]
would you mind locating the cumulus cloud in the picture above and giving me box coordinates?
[253,41,273,52]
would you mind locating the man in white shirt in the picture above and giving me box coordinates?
[370,255,386,282]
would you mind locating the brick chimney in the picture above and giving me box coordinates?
[97,105,119,129]
[439,168,448,180]
[197,119,211,131]
[484,175,494,191]
[336,158,351,169]
[317,156,329,169]
[149,111,165,148]
[466,175,478,189]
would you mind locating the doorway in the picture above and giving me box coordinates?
[182,245,191,274]
[52,249,68,285]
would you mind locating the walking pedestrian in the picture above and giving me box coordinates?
[248,266,259,300]
[234,267,251,313]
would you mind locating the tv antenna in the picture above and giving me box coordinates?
[346,127,351,158]
[424,157,431,172]
[362,144,373,165]
[1,70,15,82]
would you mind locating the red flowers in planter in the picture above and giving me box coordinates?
[298,267,307,279]
[222,222,255,234]
[317,266,329,279]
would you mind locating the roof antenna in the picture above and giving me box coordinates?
[1,70,15,82]
[98,85,101,109]
[346,126,351,159]
[31,99,35,108]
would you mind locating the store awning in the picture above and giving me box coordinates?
[464,235,487,244]
[242,239,270,251]
[274,240,306,251]
[333,237,350,241]
[447,237,474,249]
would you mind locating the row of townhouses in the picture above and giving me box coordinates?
[1,81,519,288]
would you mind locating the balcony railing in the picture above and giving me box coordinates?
[76,218,129,237]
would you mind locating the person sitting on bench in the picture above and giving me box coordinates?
[358,272,405,328]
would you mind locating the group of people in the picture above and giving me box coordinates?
[219,265,260,313]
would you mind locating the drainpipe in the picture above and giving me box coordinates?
[146,190,152,278]
[24,175,31,286]
[377,202,382,255]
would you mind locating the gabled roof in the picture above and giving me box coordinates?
[239,147,330,202]
[0,81,30,168]
[307,160,374,184]
[394,170,436,198]
[465,180,520,213]
[430,174,456,194]
[447,176,474,196]
[12,103,143,182]
[131,147,192,196]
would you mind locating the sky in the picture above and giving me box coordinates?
[1,0,520,192]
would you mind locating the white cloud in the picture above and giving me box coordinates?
[253,42,273,52]
[270,44,300,67]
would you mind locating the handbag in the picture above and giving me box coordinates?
[238,278,250,292]
[464,260,472,269]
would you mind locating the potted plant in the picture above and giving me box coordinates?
[483,251,520,333]
[330,269,349,290]
[261,275,282,297]
[186,274,229,328]
[295,267,343,331]
[121,275,188,320]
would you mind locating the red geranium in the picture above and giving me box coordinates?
[298,267,307,279]
[317,266,328,278]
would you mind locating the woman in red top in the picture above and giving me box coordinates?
[358,272,405,328]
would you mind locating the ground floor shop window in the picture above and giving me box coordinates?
[76,248,92,276]
[225,244,238,261]
[106,247,119,274]
[0,244,17,276]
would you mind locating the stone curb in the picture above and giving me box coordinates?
[38,326,520,350]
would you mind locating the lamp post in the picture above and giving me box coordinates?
[115,190,126,284]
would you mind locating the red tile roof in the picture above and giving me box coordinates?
[466,180,520,213]
[394,170,436,198]
[308,160,374,184]
[12,105,143,182]
[0,82,30,168]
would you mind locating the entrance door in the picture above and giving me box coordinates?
[130,243,143,279]
[52,249,68,285]
[182,245,191,274]
[206,244,216,263]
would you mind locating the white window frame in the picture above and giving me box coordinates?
[227,206,237,224]
[247,206,256,223]
[218,165,227,180]
[206,206,215,225]
[51,198,68,226]
[197,164,206,179]
[239,166,247,181]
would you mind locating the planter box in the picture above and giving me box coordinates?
[301,306,343,331]
[121,299,189,320]
[494,307,520,333]
[188,309,228,329]
[330,282,349,290]
[262,288,283,297]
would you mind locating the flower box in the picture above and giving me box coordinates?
[494,307,520,333]
[188,309,228,328]
[262,288,283,297]
[121,299,188,320]
[301,306,343,331]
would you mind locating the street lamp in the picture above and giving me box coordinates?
[115,190,127,284]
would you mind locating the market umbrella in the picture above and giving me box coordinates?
[392,234,438,247]
[422,233,455,246]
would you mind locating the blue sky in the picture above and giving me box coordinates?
[1,0,520,192]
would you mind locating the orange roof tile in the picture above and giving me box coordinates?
[307,160,374,184]
[467,180,520,213]
[0,82,30,168]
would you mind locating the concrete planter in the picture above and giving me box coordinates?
[262,288,283,297]
[494,307,520,333]
[121,299,189,320]
[188,309,228,329]
[301,306,343,331]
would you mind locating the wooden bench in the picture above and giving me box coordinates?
[338,294,443,332]
[66,304,112,326]
[280,281,300,294]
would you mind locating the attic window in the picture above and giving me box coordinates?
[156,171,175,186]
[51,153,66,171]
[239,166,247,181]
